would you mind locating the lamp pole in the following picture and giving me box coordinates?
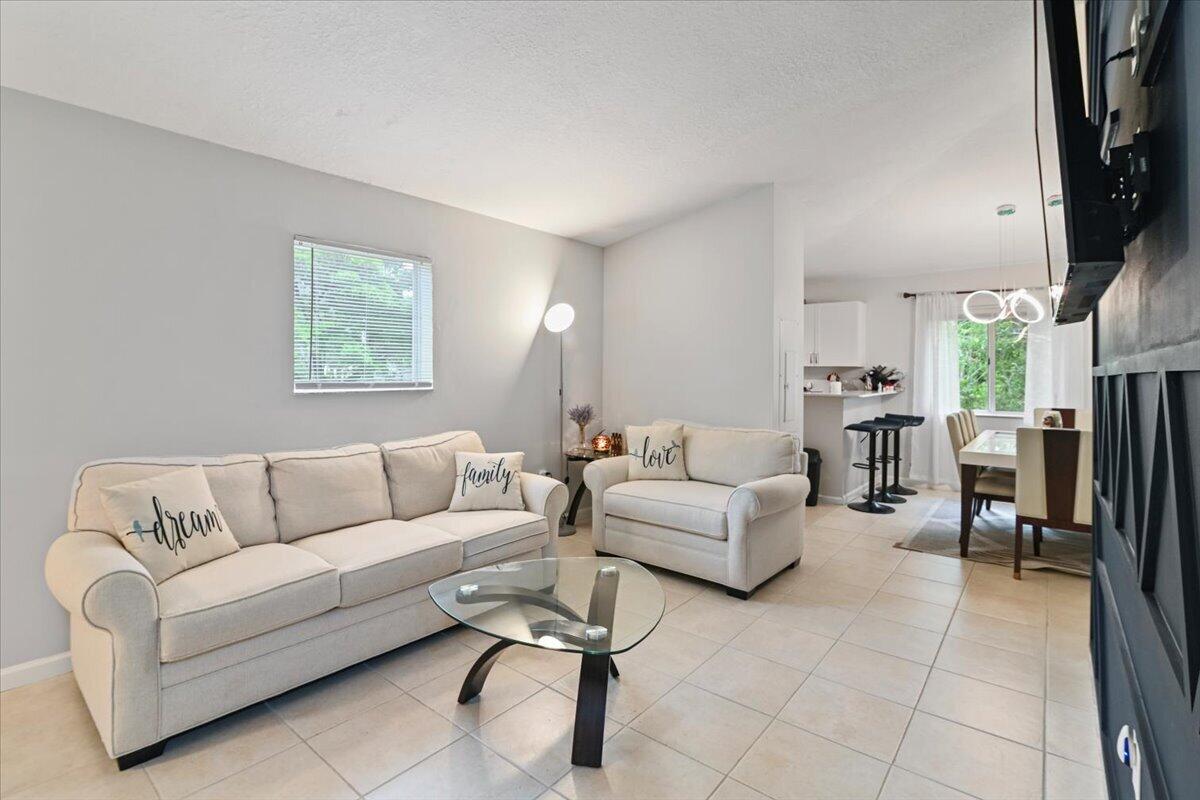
[542,302,576,536]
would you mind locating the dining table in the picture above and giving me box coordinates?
[959,429,1017,557]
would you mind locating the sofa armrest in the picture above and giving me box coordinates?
[520,472,568,556]
[583,456,632,550]
[46,531,158,620]
[728,474,810,523]
[45,531,160,757]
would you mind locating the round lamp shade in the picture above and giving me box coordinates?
[543,302,575,333]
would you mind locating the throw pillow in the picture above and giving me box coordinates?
[100,465,241,583]
[625,423,687,480]
[449,452,526,511]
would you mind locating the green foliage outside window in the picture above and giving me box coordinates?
[957,318,1027,412]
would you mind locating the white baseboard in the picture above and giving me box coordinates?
[0,652,71,692]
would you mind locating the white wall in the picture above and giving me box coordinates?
[804,262,1048,419]
[772,184,806,437]
[602,186,778,430]
[0,89,604,670]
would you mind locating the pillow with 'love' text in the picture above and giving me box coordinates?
[449,452,526,511]
[100,465,241,583]
[625,424,687,481]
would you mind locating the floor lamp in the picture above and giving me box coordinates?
[543,302,576,535]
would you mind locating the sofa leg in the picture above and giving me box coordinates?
[726,587,753,600]
[116,740,167,770]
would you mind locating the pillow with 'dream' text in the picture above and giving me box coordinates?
[100,465,240,583]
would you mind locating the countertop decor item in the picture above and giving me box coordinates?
[568,404,595,445]
[591,432,612,453]
[543,302,576,534]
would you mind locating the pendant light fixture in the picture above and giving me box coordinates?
[962,204,1046,327]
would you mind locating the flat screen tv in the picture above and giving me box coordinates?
[1043,0,1178,323]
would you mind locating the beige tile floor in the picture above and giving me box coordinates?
[0,491,1109,800]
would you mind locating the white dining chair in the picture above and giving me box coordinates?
[1014,426,1093,578]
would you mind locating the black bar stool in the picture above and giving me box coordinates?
[883,413,924,496]
[865,416,906,504]
[845,420,894,514]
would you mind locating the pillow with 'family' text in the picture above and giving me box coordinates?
[449,452,526,511]
[626,424,687,481]
[99,465,241,583]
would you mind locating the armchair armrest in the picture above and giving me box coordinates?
[583,456,632,550]
[520,472,568,556]
[44,531,160,757]
[728,473,810,523]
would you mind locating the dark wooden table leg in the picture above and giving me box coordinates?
[571,652,611,767]
[570,563,620,767]
[960,464,978,557]
[457,639,515,703]
[566,478,588,526]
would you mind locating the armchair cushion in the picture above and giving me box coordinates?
[157,543,339,662]
[291,520,462,608]
[653,419,800,486]
[604,480,735,540]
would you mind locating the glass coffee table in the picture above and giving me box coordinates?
[429,556,665,767]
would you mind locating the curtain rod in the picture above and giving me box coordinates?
[901,286,1049,299]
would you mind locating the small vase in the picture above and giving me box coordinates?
[577,424,587,446]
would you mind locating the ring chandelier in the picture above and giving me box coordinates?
[962,204,1046,327]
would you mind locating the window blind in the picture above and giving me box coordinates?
[293,237,433,392]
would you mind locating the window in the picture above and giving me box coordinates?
[293,238,433,392]
[958,318,1026,413]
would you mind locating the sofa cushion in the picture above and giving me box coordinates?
[157,543,339,662]
[604,480,734,540]
[380,431,486,520]
[414,509,549,560]
[265,444,392,542]
[655,419,798,487]
[291,520,463,607]
[70,455,278,546]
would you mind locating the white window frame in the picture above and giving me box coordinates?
[293,236,433,394]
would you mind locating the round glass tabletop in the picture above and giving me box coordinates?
[428,556,665,655]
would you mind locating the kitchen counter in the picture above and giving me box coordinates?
[802,390,906,503]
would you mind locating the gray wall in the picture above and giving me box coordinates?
[0,88,604,668]
[602,186,776,431]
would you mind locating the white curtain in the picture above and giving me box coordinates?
[1023,288,1093,421]
[909,292,961,489]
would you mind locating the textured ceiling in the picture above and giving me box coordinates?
[0,0,1064,277]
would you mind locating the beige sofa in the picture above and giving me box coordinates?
[43,431,567,769]
[584,420,809,599]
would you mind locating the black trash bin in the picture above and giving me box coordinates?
[803,447,821,506]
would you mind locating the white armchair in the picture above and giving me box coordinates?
[585,421,809,598]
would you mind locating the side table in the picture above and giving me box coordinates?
[560,448,615,536]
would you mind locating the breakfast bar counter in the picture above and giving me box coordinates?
[803,390,906,502]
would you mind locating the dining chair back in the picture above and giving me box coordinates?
[946,413,968,468]
[1012,426,1094,577]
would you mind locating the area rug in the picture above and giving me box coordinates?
[896,498,1092,576]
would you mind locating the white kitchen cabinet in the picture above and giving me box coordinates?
[804,301,866,367]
